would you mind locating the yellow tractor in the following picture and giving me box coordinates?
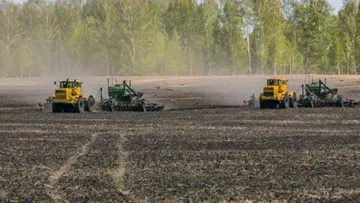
[50,79,95,113]
[259,78,296,109]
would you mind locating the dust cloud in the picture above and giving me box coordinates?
[195,76,265,106]
[1,75,359,110]
[132,76,269,110]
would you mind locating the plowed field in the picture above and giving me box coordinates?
[1,76,360,202]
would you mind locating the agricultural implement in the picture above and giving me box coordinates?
[98,78,164,112]
[297,78,359,108]
[39,79,95,113]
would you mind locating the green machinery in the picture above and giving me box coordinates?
[297,78,359,108]
[99,78,164,112]
[243,93,258,108]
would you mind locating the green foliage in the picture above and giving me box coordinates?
[338,0,358,74]
[0,0,357,76]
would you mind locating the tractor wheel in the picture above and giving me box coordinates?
[85,96,95,112]
[260,101,265,109]
[268,101,277,109]
[260,100,269,109]
[52,103,62,113]
[281,94,289,109]
[289,95,297,108]
[63,106,70,113]
[76,97,85,113]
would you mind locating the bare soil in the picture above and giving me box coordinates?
[0,75,360,202]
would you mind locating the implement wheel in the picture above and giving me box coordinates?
[307,100,314,108]
[109,103,116,111]
[338,99,344,108]
[77,97,85,113]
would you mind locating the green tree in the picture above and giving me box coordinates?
[338,0,358,74]
[164,0,202,75]
[214,0,246,75]
[20,0,45,76]
[0,1,22,77]
[293,0,333,74]
[198,0,218,75]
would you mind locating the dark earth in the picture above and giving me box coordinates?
[0,76,360,202]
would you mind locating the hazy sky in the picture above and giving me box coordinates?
[12,0,344,14]
[330,0,343,13]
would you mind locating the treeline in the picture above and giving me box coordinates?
[0,0,359,77]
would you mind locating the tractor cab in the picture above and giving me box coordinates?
[263,78,288,97]
[56,79,83,96]
[59,80,81,88]
[267,79,280,86]
[267,78,287,87]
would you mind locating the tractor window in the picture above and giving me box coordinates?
[60,81,75,88]
[60,82,66,88]
[276,80,280,85]
[267,80,275,86]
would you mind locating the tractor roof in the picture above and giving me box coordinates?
[60,79,82,82]
[267,78,287,81]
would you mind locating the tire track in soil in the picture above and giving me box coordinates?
[110,133,129,195]
[55,132,128,202]
[45,133,99,203]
